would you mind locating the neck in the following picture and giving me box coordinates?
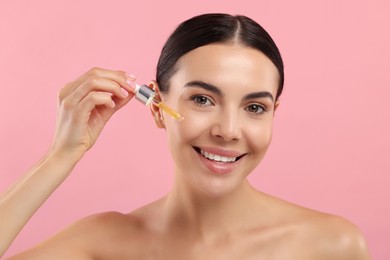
[162,170,262,239]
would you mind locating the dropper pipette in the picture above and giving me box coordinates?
[131,83,184,121]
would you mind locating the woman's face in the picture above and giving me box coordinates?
[158,43,279,197]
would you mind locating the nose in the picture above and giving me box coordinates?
[210,109,242,142]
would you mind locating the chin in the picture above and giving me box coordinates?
[195,178,243,199]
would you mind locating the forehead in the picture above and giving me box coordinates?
[173,44,279,95]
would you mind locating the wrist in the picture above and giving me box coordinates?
[45,146,86,167]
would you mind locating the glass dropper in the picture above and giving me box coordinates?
[132,83,184,121]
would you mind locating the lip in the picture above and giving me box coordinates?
[193,146,247,175]
[196,146,246,158]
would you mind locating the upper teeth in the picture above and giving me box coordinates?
[200,149,237,162]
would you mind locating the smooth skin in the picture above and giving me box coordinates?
[1,44,370,259]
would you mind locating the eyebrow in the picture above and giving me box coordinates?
[184,81,223,96]
[184,80,274,102]
[244,91,274,103]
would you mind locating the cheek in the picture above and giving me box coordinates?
[165,109,210,147]
[164,111,212,170]
[246,118,274,154]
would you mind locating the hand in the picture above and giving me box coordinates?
[49,67,135,160]
[0,68,136,257]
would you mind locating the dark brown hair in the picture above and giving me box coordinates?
[156,13,284,100]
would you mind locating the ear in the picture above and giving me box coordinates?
[273,99,280,115]
[148,80,165,129]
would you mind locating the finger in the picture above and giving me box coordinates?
[111,91,135,112]
[84,67,136,92]
[59,67,136,100]
[76,92,116,118]
[93,95,133,123]
[66,77,129,107]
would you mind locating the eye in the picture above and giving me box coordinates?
[245,104,266,114]
[191,95,214,106]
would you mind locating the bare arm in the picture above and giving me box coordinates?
[0,152,79,257]
[0,68,135,258]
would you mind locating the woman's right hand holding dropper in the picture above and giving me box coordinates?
[0,68,136,257]
[49,67,136,162]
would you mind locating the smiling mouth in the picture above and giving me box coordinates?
[193,147,246,163]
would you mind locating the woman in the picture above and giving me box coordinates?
[0,13,370,259]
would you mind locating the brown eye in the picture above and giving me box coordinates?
[246,104,266,114]
[191,95,213,106]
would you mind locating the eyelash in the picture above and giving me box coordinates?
[191,95,214,106]
[245,104,268,115]
[190,95,268,116]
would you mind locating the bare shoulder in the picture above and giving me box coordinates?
[257,193,370,259]
[53,210,145,240]
[305,212,370,259]
[76,210,144,232]
[280,200,371,259]
[7,211,146,259]
[66,211,149,256]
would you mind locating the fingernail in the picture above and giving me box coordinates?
[126,79,136,91]
[121,88,129,97]
[126,73,136,80]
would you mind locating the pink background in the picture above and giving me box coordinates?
[1,0,389,258]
